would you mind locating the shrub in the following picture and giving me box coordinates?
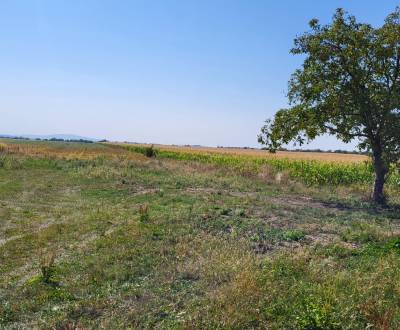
[144,145,157,158]
[125,145,158,158]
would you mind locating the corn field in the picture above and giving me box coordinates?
[124,144,400,188]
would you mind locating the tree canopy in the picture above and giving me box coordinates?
[259,8,400,204]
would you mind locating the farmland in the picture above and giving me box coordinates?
[122,144,400,188]
[128,144,370,163]
[1,139,400,329]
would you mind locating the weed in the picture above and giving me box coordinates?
[0,155,22,169]
[0,302,16,324]
[40,252,57,284]
[341,222,383,244]
[295,297,339,330]
[282,229,306,242]
[139,203,150,222]
[235,208,246,217]
[385,237,400,252]
[220,208,232,216]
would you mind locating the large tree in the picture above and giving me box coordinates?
[259,8,400,204]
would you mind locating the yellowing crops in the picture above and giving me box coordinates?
[138,144,369,163]
[121,144,400,188]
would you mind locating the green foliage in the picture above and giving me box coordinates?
[260,7,400,157]
[282,229,306,241]
[259,7,400,203]
[386,237,400,251]
[295,296,340,330]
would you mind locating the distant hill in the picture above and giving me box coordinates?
[0,134,100,142]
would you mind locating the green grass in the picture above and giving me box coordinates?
[1,140,400,328]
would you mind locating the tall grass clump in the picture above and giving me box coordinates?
[139,204,150,223]
[40,252,57,284]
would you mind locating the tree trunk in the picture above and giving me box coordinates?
[371,147,388,205]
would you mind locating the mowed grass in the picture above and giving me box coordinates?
[1,139,400,329]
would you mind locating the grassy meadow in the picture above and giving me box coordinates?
[1,139,400,329]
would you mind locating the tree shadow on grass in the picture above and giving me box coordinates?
[317,198,400,219]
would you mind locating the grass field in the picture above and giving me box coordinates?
[1,139,400,329]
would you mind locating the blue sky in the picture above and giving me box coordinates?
[1,0,398,149]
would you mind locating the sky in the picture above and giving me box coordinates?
[1,0,398,149]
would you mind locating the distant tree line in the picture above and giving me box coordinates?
[270,147,369,156]
[216,145,366,155]
[0,135,97,143]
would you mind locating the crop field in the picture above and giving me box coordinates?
[2,139,400,329]
[135,144,370,163]
[122,144,400,188]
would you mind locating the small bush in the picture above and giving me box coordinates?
[142,145,157,158]
[126,145,158,158]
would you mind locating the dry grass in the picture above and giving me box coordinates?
[2,139,146,162]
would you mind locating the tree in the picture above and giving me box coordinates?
[259,8,400,204]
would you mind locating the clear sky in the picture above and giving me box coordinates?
[1,0,398,149]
